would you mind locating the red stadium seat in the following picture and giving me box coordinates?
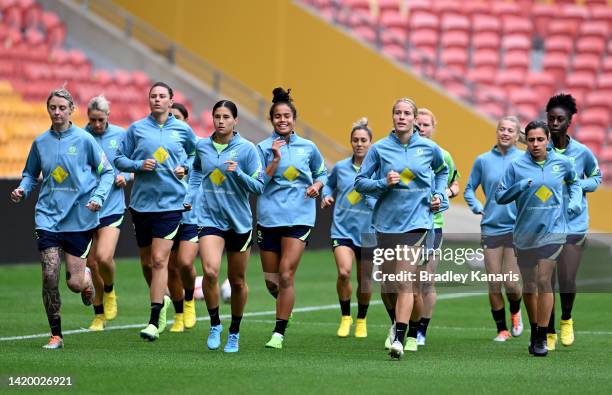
[588,5,612,30]
[579,108,610,129]
[467,67,496,87]
[382,43,405,62]
[440,48,468,72]
[526,72,556,103]
[431,0,462,19]
[575,37,606,56]
[600,147,612,164]
[584,91,612,112]
[381,29,405,47]
[572,54,601,79]
[561,4,590,26]
[496,70,524,92]
[440,32,469,50]
[477,102,505,120]
[472,32,500,51]
[409,12,439,34]
[472,50,500,72]
[576,126,606,146]
[503,52,530,75]
[443,81,471,100]
[491,1,521,17]
[502,34,531,52]
[544,35,574,56]
[409,30,438,50]
[578,21,609,40]
[602,58,612,74]
[543,53,570,82]
[597,73,612,91]
[502,16,533,36]
[532,4,555,37]
[405,0,431,16]
[408,50,436,77]
[547,20,579,39]
[510,88,538,108]
[378,0,400,18]
[344,0,370,13]
[472,15,501,34]
[461,1,491,17]
[380,13,408,42]
[441,14,469,34]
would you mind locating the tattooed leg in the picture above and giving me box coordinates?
[41,247,62,337]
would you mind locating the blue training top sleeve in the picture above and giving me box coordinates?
[579,149,601,193]
[322,163,337,199]
[88,137,115,206]
[114,125,143,172]
[231,144,265,195]
[309,143,328,185]
[185,147,203,206]
[463,157,485,214]
[565,162,583,217]
[431,144,449,198]
[495,163,529,204]
[19,140,41,199]
[355,146,387,193]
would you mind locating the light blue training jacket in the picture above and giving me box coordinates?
[186,132,263,233]
[114,113,196,213]
[257,131,327,228]
[495,149,582,249]
[86,123,129,219]
[355,131,448,233]
[549,137,601,234]
[323,156,375,247]
[19,124,114,232]
[464,145,523,236]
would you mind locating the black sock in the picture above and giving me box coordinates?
[103,283,114,293]
[536,326,548,343]
[547,310,556,334]
[386,308,396,324]
[419,317,431,336]
[184,288,194,302]
[357,303,369,319]
[560,293,575,320]
[491,308,508,332]
[407,320,419,338]
[48,317,62,337]
[508,297,522,315]
[208,306,221,326]
[229,315,242,334]
[394,322,408,344]
[93,304,104,315]
[149,303,163,327]
[173,299,184,314]
[274,318,288,335]
[530,322,537,345]
[339,299,351,316]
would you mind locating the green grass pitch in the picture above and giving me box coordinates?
[1,249,611,394]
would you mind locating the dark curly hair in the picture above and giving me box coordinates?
[269,87,297,120]
[545,93,577,117]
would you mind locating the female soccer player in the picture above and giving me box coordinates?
[355,98,448,359]
[166,102,199,332]
[257,87,327,349]
[464,116,524,342]
[115,82,197,341]
[544,93,601,349]
[85,95,129,331]
[321,117,374,338]
[10,87,114,349]
[185,99,264,353]
[496,120,582,356]
[414,108,460,346]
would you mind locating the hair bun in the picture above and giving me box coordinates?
[352,117,368,128]
[272,87,292,104]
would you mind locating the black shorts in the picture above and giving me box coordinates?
[97,213,124,229]
[516,244,564,267]
[35,229,94,258]
[430,228,443,250]
[171,223,199,251]
[129,208,182,248]
[566,234,586,247]
[332,238,362,261]
[376,228,428,249]
[256,225,312,253]
[199,227,253,252]
[481,233,514,249]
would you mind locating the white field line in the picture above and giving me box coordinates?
[0,293,482,341]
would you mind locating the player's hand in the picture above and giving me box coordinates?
[321,195,334,209]
[141,159,156,171]
[174,166,186,179]
[431,196,441,211]
[86,200,101,212]
[271,138,285,159]
[225,160,238,172]
[387,171,400,186]
[115,175,127,187]
[183,203,192,211]
[10,187,24,203]
[306,182,322,199]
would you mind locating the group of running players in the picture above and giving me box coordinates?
[10,82,600,358]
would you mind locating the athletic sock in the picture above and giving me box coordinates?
[560,293,575,320]
[407,320,419,338]
[103,283,114,293]
[419,317,431,336]
[491,308,508,332]
[93,304,104,315]
[394,322,408,344]
[357,303,369,319]
[386,308,396,324]
[530,322,537,345]
[274,318,288,336]
[547,310,556,334]
[48,317,62,338]
[184,288,194,302]
[339,299,351,316]
[536,326,548,343]
[173,299,184,314]
[208,306,221,326]
[508,297,522,315]
[149,303,163,328]
[229,315,242,334]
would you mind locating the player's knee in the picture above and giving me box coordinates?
[66,275,83,293]
[230,277,246,291]
[203,267,219,284]
[265,280,279,295]
[337,269,351,283]
[150,254,167,270]
[420,282,435,295]
[95,253,113,268]
[279,272,294,289]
